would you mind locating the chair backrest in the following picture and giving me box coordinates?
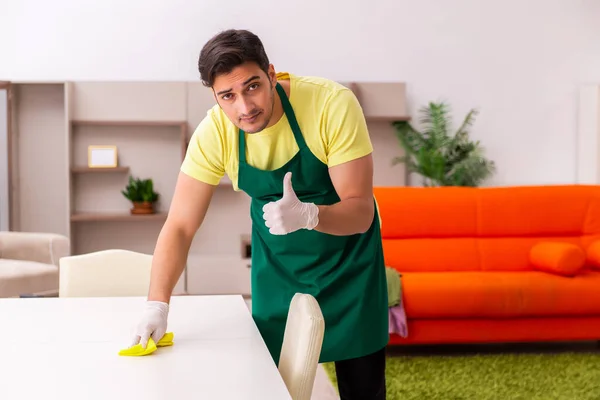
[278,293,325,400]
[59,249,152,297]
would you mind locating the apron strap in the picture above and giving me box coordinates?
[275,83,307,150]
[239,126,247,164]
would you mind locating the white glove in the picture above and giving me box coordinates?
[130,301,169,349]
[262,172,319,235]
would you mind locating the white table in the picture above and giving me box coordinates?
[0,295,292,400]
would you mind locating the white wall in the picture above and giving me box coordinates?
[2,0,600,185]
[577,86,600,184]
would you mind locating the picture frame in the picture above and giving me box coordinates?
[88,145,118,168]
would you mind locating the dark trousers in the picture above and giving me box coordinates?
[334,346,386,400]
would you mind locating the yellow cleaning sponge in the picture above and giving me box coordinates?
[157,332,174,347]
[119,338,157,356]
[118,332,174,356]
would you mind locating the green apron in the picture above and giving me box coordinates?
[237,83,389,365]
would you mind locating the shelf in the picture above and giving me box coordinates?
[71,212,168,222]
[70,120,186,128]
[69,118,189,162]
[71,166,130,174]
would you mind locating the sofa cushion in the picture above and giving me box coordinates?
[0,259,58,297]
[529,242,586,276]
[401,270,600,319]
[375,187,479,239]
[585,240,600,270]
[476,186,600,237]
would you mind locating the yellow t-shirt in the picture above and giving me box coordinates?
[181,72,373,191]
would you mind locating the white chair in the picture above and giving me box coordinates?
[58,249,152,297]
[278,293,325,400]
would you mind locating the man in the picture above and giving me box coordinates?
[130,29,389,399]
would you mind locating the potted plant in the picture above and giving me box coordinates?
[392,101,496,187]
[121,175,159,215]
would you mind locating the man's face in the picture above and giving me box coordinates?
[212,62,277,133]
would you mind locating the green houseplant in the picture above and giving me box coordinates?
[392,101,496,187]
[121,175,159,215]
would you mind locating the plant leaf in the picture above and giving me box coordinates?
[391,102,495,187]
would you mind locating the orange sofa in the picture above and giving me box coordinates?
[374,185,600,346]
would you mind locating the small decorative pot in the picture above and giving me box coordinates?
[131,201,154,215]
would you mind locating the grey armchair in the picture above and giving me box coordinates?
[0,231,70,297]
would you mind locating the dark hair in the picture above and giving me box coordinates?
[198,29,270,88]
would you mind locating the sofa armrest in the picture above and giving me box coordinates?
[0,231,71,267]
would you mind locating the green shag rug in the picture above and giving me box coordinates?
[322,352,600,400]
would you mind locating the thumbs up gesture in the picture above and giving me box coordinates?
[262,172,319,235]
